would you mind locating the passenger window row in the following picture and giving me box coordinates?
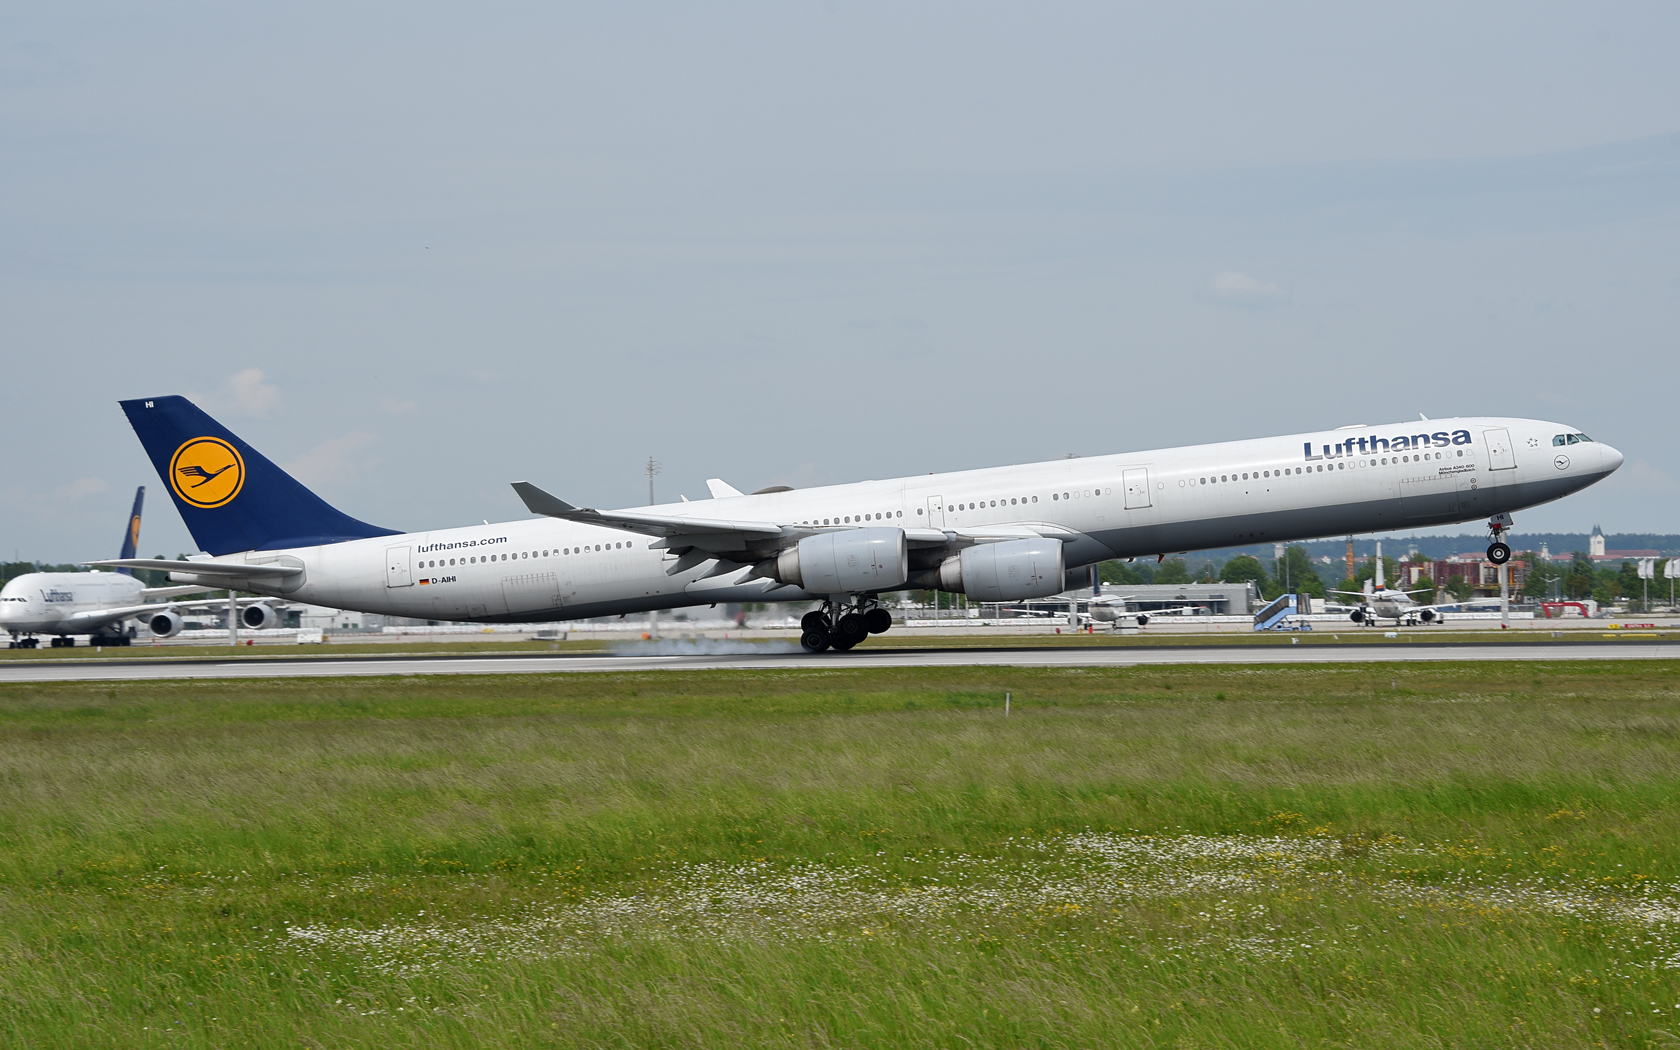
[944,496,1039,512]
[421,542,643,570]
[1182,451,1456,487]
[798,510,905,526]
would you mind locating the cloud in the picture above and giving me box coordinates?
[378,397,418,415]
[190,368,282,417]
[283,433,380,489]
[227,368,281,415]
[1208,270,1287,307]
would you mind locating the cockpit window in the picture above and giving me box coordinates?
[1574,433,1592,443]
[1565,434,1579,444]
[1553,434,1567,446]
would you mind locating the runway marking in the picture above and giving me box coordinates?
[1,642,1676,682]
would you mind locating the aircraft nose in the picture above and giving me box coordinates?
[1600,443,1625,474]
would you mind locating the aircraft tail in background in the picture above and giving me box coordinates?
[114,486,144,575]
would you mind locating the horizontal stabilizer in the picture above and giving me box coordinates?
[87,558,302,579]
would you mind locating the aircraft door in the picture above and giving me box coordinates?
[926,496,945,528]
[1123,468,1152,509]
[385,546,413,588]
[1483,428,1515,471]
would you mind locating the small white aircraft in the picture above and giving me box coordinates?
[1330,540,1454,627]
[1,487,280,648]
[1086,594,1150,628]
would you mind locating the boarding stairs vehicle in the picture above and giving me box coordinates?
[1253,592,1312,631]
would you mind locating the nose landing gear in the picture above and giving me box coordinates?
[799,598,894,653]
[1486,513,1513,564]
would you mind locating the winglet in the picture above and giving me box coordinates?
[706,478,744,499]
[511,482,579,518]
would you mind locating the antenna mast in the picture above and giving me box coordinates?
[644,457,662,506]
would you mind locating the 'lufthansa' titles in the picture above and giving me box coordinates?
[1304,429,1470,462]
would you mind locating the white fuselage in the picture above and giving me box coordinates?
[1365,591,1423,622]
[163,416,1621,624]
[0,572,146,636]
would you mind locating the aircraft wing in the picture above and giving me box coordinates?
[141,585,212,600]
[512,482,784,539]
[513,483,1102,567]
[87,559,302,579]
[54,596,275,633]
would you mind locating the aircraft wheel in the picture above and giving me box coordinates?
[829,632,859,652]
[1487,542,1511,564]
[800,629,831,653]
[834,613,868,646]
[801,610,828,634]
[863,608,892,634]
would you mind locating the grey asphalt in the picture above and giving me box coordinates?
[1,640,1675,682]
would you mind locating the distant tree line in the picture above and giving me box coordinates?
[1098,545,1328,602]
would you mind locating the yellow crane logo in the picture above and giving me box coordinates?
[168,437,245,508]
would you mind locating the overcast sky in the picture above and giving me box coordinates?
[3,2,1677,562]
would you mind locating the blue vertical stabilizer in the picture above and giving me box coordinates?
[113,486,144,574]
[119,396,400,556]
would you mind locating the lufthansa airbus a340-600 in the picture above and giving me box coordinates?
[92,396,1621,652]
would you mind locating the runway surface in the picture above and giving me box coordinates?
[2,640,1676,682]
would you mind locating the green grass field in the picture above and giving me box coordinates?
[3,662,1679,1047]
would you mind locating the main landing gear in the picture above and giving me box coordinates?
[800,598,893,653]
[1486,512,1513,565]
[6,635,39,650]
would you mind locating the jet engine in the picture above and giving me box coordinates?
[148,610,184,638]
[1419,609,1436,623]
[240,603,279,630]
[919,539,1065,602]
[771,528,909,594]
[1349,608,1365,623]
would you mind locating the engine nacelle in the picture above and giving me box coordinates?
[1419,609,1436,623]
[148,610,184,638]
[240,603,279,630]
[773,528,909,594]
[929,539,1066,602]
[1349,608,1365,623]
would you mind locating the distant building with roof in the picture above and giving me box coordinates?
[1588,524,1659,562]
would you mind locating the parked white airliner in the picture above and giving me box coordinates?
[0,486,246,648]
[95,398,1620,652]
